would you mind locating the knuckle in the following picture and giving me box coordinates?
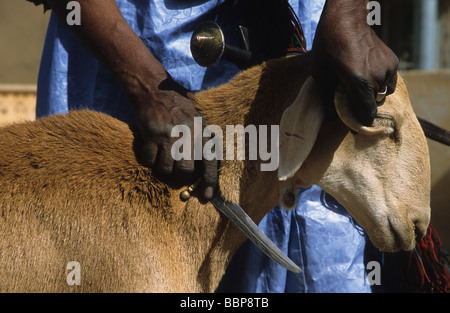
[203,168,218,184]
[176,160,195,173]
[158,162,173,174]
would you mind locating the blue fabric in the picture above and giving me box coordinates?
[219,186,372,293]
[37,0,240,122]
[288,0,325,51]
[36,0,325,122]
[36,0,372,293]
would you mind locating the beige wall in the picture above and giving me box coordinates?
[0,1,50,84]
[401,70,450,249]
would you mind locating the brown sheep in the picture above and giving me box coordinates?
[0,53,430,292]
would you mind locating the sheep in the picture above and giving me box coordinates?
[0,53,430,292]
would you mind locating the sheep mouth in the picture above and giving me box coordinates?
[367,219,416,253]
[388,219,416,251]
[341,200,422,253]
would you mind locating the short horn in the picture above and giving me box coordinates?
[334,87,385,135]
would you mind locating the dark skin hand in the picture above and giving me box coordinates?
[312,0,399,126]
[45,0,217,200]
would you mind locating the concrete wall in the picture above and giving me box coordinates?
[0,1,50,84]
[401,70,450,249]
[0,85,36,126]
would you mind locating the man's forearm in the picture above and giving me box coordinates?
[322,0,371,29]
[323,0,369,14]
[318,0,376,64]
[45,0,168,109]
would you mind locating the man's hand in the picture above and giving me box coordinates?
[133,77,218,200]
[311,0,398,126]
[45,0,218,200]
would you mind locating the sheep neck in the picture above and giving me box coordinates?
[188,55,312,291]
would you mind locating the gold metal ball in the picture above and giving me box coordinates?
[180,190,191,201]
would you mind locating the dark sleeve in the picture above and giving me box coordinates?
[26,0,51,11]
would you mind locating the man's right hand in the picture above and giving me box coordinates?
[134,77,218,200]
[45,0,218,200]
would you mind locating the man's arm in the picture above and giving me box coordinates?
[45,0,217,199]
[312,0,398,126]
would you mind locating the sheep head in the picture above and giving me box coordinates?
[279,76,431,253]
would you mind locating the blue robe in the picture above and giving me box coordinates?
[36,0,372,293]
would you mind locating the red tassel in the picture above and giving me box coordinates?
[400,225,450,293]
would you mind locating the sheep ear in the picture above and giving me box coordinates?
[278,77,325,181]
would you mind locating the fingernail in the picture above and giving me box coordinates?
[204,187,214,199]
